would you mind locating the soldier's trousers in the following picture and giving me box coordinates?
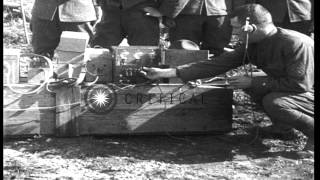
[91,5,160,48]
[31,13,94,59]
[247,90,314,140]
[169,14,232,56]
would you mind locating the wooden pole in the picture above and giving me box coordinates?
[20,0,30,44]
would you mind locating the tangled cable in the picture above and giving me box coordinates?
[4,53,54,95]
[4,52,100,94]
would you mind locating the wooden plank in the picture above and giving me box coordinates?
[3,84,56,136]
[55,86,81,137]
[4,111,55,135]
[79,84,233,135]
[79,109,231,135]
[4,86,55,108]
[3,118,40,135]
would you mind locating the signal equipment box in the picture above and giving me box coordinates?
[111,46,160,84]
[111,46,209,84]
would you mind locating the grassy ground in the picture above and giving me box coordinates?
[3,1,314,179]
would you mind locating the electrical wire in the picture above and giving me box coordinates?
[242,32,260,144]
[4,52,100,94]
[84,62,98,76]
[4,53,54,95]
[4,101,81,111]
[45,78,78,93]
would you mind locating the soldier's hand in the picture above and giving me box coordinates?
[143,7,162,17]
[141,67,177,80]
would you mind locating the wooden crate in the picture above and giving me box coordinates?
[3,83,233,136]
[3,84,81,137]
[79,84,233,135]
[3,84,56,135]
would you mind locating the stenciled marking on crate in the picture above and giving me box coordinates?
[84,84,208,114]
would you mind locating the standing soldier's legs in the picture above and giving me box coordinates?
[31,12,95,59]
[91,6,124,48]
[122,8,159,46]
[279,14,313,36]
[169,15,204,48]
[31,15,61,59]
[202,15,232,56]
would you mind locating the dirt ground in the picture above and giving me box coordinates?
[3,112,314,179]
[3,0,314,179]
[3,92,314,179]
